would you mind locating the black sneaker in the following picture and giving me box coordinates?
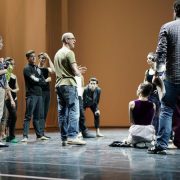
[62,141,67,146]
[147,146,167,155]
[0,142,9,147]
[82,130,96,138]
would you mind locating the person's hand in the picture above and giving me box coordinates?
[78,65,87,74]
[44,53,50,60]
[95,110,100,115]
[10,99,16,108]
[45,77,51,82]
[5,85,11,91]
[0,57,4,62]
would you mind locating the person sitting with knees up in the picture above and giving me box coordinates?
[125,82,156,148]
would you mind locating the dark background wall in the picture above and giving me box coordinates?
[0,0,174,129]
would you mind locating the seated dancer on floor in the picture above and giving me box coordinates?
[124,82,156,148]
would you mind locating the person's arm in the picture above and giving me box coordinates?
[44,53,55,73]
[94,88,101,113]
[96,88,101,105]
[71,63,87,76]
[143,70,148,82]
[151,103,156,124]
[155,25,167,74]
[67,51,87,76]
[82,87,88,106]
[6,88,15,108]
[24,66,45,86]
[129,101,135,125]
[10,75,19,93]
[0,67,7,75]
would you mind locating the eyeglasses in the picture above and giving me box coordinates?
[67,37,75,40]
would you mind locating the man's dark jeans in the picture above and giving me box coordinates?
[23,95,43,138]
[56,85,79,141]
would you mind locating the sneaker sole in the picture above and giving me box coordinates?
[67,141,86,145]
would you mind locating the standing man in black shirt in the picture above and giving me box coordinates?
[21,50,49,142]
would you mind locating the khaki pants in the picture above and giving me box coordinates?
[0,87,5,122]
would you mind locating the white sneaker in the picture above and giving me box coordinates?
[67,138,86,145]
[96,132,104,137]
[168,143,177,149]
[21,137,28,142]
[77,132,82,138]
[37,136,49,141]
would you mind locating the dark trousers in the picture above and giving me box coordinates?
[79,96,87,132]
[40,91,50,135]
[23,95,43,138]
[172,96,180,148]
[5,99,17,139]
[84,105,100,129]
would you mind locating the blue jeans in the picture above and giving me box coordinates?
[56,85,79,141]
[157,80,180,150]
[148,93,161,135]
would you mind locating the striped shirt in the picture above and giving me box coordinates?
[156,18,180,84]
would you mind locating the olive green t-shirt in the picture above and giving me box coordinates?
[54,47,77,87]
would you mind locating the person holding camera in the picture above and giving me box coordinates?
[37,52,55,138]
[0,36,10,147]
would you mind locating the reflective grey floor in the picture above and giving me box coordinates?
[0,128,180,180]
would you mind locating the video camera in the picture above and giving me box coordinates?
[3,60,11,69]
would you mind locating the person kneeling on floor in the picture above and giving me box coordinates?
[124,82,156,148]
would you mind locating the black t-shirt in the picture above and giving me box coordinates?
[23,64,46,97]
[8,76,17,100]
[40,68,50,91]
